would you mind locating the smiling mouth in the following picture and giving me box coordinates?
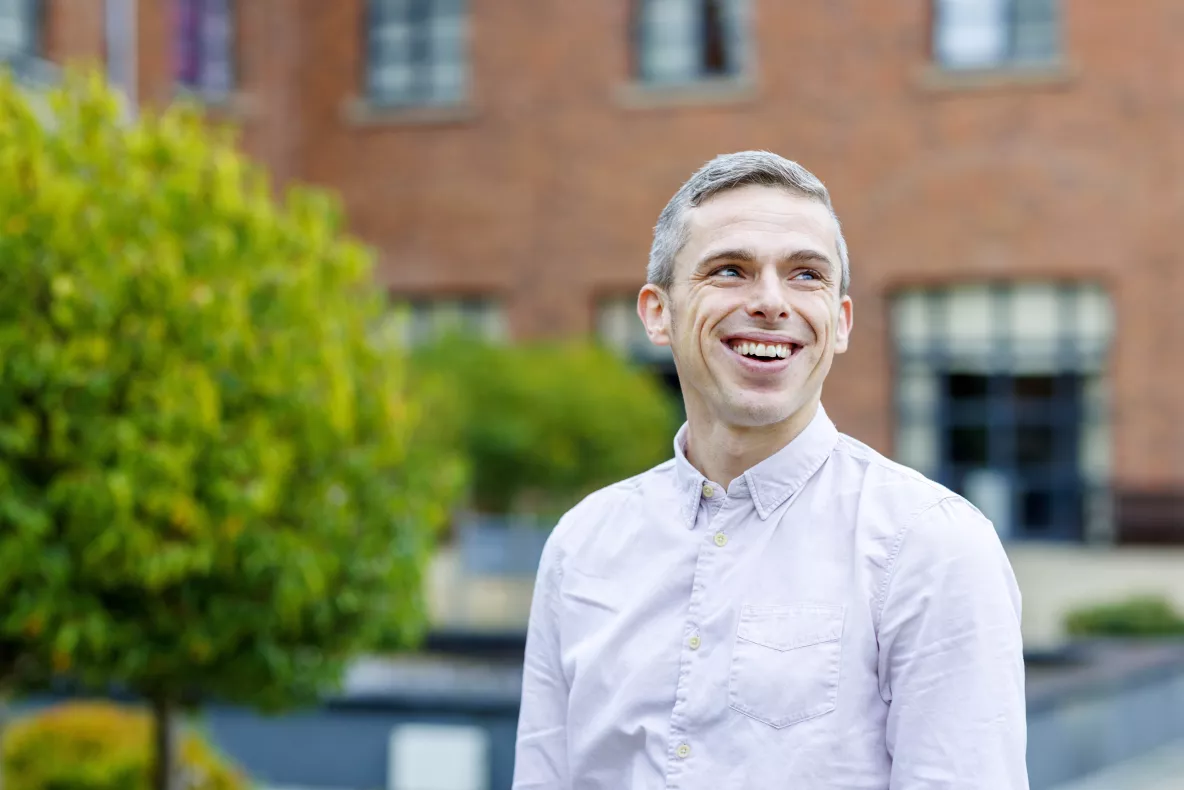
[726,339,801,361]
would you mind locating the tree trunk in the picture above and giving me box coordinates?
[0,691,8,790]
[151,696,179,790]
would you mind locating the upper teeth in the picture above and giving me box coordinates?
[731,341,792,358]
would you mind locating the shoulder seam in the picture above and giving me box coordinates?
[873,493,963,626]
[835,436,956,503]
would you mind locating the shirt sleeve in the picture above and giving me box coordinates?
[512,533,570,789]
[877,496,1029,790]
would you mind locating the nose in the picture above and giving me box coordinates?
[745,270,791,322]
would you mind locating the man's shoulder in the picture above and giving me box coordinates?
[830,434,1010,614]
[548,458,675,550]
[831,431,992,533]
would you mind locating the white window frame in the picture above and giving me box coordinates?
[367,0,468,107]
[388,296,506,346]
[933,0,1060,71]
[0,0,39,64]
[635,0,749,86]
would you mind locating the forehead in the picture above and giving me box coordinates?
[682,184,838,261]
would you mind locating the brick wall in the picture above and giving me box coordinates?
[45,0,1184,539]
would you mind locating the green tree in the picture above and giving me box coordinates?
[0,72,462,790]
[411,336,679,518]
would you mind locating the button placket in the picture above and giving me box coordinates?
[665,492,729,785]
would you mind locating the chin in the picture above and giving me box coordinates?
[719,396,798,429]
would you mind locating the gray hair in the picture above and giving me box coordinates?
[648,151,850,295]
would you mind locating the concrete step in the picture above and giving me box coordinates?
[1049,739,1184,790]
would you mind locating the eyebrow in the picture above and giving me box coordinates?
[694,248,834,272]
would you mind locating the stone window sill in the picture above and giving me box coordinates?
[342,97,477,128]
[175,88,254,119]
[915,61,1079,94]
[615,77,757,110]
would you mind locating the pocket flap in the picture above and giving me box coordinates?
[736,604,845,652]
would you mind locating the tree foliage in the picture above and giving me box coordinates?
[0,67,462,731]
[1065,595,1184,638]
[2,702,246,790]
[411,336,679,517]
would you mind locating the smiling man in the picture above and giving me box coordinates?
[512,151,1028,789]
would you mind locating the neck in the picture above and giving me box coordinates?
[683,399,820,488]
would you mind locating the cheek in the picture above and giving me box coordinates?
[799,298,841,341]
[687,293,739,338]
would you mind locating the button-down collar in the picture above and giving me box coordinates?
[673,404,840,524]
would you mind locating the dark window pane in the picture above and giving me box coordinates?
[1017,424,1056,466]
[701,0,727,75]
[948,399,989,426]
[1022,489,1053,530]
[947,373,989,399]
[1013,374,1056,400]
[950,427,989,465]
[174,0,234,96]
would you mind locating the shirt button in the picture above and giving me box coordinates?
[714,532,728,547]
[689,635,701,650]
[676,743,691,759]
[702,483,714,498]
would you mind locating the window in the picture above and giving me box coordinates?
[388,297,505,346]
[367,0,468,107]
[388,723,489,790]
[596,295,682,402]
[0,0,39,66]
[892,283,1113,542]
[596,295,673,365]
[634,0,748,85]
[933,0,1059,70]
[174,0,235,100]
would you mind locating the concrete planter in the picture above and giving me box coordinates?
[1026,639,1184,789]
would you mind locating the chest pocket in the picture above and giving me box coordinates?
[728,603,845,729]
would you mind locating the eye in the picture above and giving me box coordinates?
[712,265,743,278]
[793,270,820,281]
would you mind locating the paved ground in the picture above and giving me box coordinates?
[1051,739,1184,790]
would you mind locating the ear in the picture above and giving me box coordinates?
[833,294,854,354]
[637,284,672,349]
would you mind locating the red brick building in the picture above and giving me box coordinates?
[10,0,1183,543]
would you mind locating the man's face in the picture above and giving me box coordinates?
[639,185,853,429]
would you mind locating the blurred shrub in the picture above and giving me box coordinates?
[411,336,679,517]
[1,702,247,790]
[1064,595,1184,638]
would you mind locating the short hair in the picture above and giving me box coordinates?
[648,151,850,295]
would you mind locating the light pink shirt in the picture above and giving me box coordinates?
[513,405,1028,789]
